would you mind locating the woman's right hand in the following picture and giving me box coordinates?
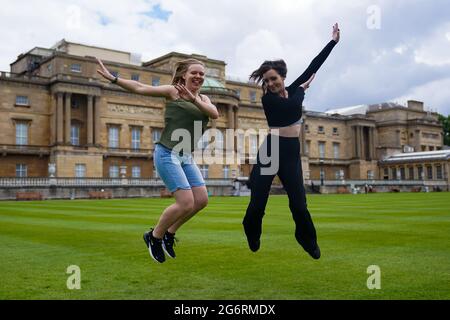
[300,73,315,91]
[96,58,115,82]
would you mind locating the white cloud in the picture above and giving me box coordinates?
[0,0,449,115]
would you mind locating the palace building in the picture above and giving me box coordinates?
[0,39,448,189]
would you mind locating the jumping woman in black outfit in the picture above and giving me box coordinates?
[243,23,340,259]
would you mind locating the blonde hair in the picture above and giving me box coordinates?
[171,59,205,85]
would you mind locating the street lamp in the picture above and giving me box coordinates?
[319,159,324,186]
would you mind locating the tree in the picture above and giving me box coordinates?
[438,114,450,146]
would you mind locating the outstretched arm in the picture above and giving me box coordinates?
[96,58,177,99]
[288,23,340,90]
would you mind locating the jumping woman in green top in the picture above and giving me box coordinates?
[97,58,219,263]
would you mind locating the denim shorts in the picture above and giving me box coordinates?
[154,143,206,193]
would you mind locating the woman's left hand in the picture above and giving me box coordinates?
[332,23,340,43]
[174,83,197,102]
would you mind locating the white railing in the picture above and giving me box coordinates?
[308,179,447,186]
[0,177,235,188]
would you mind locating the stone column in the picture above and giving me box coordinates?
[56,92,64,144]
[359,126,365,160]
[87,95,94,145]
[50,94,57,145]
[233,106,238,130]
[64,93,72,144]
[94,96,102,146]
[227,105,234,130]
[368,127,374,160]
[301,120,307,156]
[354,126,360,159]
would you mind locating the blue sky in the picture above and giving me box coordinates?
[0,0,449,115]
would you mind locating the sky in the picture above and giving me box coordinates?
[0,0,449,115]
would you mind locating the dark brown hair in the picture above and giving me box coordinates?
[249,60,287,91]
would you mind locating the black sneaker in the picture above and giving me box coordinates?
[162,231,177,259]
[308,244,321,260]
[247,238,261,252]
[143,229,165,263]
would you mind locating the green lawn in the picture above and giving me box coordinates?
[0,192,449,300]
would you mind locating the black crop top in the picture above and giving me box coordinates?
[262,40,337,128]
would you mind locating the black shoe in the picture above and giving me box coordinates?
[248,238,260,252]
[143,229,165,263]
[308,244,321,260]
[162,231,177,259]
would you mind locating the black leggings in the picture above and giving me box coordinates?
[243,134,318,253]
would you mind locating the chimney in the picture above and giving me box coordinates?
[407,100,424,111]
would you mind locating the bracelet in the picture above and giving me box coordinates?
[111,76,118,84]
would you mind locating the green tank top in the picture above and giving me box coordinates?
[157,99,210,154]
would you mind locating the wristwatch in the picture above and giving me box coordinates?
[111,76,118,84]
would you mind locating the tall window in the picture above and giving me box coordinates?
[109,126,119,148]
[408,167,414,180]
[16,164,27,177]
[75,164,86,178]
[250,135,258,155]
[223,165,230,179]
[304,140,310,155]
[200,165,209,178]
[249,91,257,102]
[109,165,119,178]
[333,127,339,135]
[436,165,443,179]
[400,167,406,180]
[198,130,210,150]
[131,127,141,149]
[71,125,80,146]
[235,89,241,98]
[132,166,141,178]
[319,142,326,158]
[318,126,325,134]
[333,143,340,159]
[214,129,224,150]
[131,74,140,81]
[16,122,28,145]
[152,128,162,144]
[426,166,433,180]
[417,166,423,180]
[392,167,398,180]
[383,168,389,180]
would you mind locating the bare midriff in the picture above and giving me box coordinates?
[270,123,301,137]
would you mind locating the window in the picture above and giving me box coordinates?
[198,130,210,150]
[153,166,159,178]
[16,164,27,177]
[319,142,325,158]
[304,140,310,155]
[250,135,258,155]
[436,165,443,179]
[152,77,160,86]
[318,126,325,134]
[109,165,119,178]
[214,130,224,150]
[426,166,433,180]
[333,127,339,135]
[223,165,230,179]
[305,124,309,132]
[109,126,119,148]
[408,167,414,180]
[152,128,161,144]
[75,164,86,178]
[200,165,209,178]
[400,167,406,180]
[333,143,340,159]
[71,98,80,109]
[15,95,29,106]
[71,125,80,146]
[131,127,141,150]
[235,89,241,98]
[131,74,140,81]
[70,64,82,73]
[320,168,325,180]
[367,170,374,180]
[383,168,389,180]
[417,166,423,179]
[132,166,141,178]
[335,170,341,180]
[249,91,257,102]
[391,167,398,180]
[16,122,28,145]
